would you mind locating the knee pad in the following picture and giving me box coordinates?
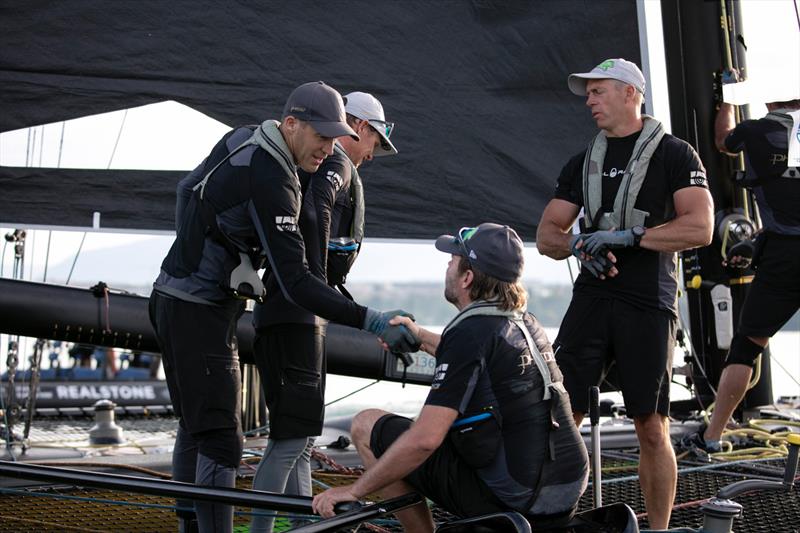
[195,427,244,468]
[724,334,763,368]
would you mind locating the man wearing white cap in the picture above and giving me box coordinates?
[681,74,800,456]
[249,91,397,533]
[537,58,714,529]
[151,81,416,533]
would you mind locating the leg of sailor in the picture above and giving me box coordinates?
[705,235,800,442]
[150,291,244,533]
[613,300,676,530]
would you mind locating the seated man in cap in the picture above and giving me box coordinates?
[312,223,589,532]
[150,81,417,533]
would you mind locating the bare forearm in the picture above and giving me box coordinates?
[642,214,712,253]
[414,326,441,355]
[715,103,736,153]
[536,221,573,260]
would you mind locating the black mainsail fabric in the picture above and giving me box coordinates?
[0,1,640,240]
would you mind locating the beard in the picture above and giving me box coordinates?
[444,282,459,305]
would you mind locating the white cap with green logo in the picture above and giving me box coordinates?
[344,92,398,156]
[568,58,646,96]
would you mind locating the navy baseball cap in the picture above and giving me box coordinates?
[435,223,524,282]
[282,81,359,140]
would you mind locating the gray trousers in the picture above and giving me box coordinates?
[250,437,315,533]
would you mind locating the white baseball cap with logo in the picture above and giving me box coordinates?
[568,58,646,96]
[344,92,398,156]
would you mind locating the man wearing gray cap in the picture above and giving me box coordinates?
[249,91,398,533]
[149,81,417,533]
[536,59,713,529]
[313,223,588,532]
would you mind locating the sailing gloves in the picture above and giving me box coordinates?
[363,308,422,354]
[581,229,636,254]
[570,235,613,279]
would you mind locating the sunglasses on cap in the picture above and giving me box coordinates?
[457,226,478,263]
[367,119,395,139]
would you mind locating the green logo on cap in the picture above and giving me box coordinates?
[596,60,615,71]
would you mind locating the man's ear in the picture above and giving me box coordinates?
[282,115,298,133]
[462,268,474,289]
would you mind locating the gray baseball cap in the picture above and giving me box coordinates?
[282,81,359,140]
[435,223,524,282]
[568,58,646,96]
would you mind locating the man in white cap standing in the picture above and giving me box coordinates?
[150,81,415,533]
[249,91,397,533]
[536,58,713,529]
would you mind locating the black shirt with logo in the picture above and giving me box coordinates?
[425,313,587,514]
[725,117,800,234]
[554,131,708,314]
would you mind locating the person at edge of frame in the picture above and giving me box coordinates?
[680,70,800,457]
[535,58,714,530]
[148,81,418,533]
[249,91,398,533]
[312,223,589,533]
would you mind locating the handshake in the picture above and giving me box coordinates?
[363,308,422,356]
[570,227,644,279]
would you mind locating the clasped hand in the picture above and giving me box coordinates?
[570,234,618,279]
[364,308,422,354]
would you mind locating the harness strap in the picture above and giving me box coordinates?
[764,109,800,178]
[582,115,665,230]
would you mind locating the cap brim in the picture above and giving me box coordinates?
[372,126,398,157]
[434,234,462,255]
[309,121,360,141]
[567,72,610,96]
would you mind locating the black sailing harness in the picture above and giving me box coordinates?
[326,142,365,300]
[192,120,299,303]
[443,301,568,509]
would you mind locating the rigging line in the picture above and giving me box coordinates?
[0,239,7,277]
[107,109,128,169]
[38,125,45,167]
[43,230,52,282]
[794,0,800,32]
[57,121,65,168]
[324,379,381,407]
[65,232,87,285]
[25,127,32,167]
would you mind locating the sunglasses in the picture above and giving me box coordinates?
[456,226,478,263]
[367,119,395,139]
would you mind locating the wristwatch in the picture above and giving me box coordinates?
[632,225,646,248]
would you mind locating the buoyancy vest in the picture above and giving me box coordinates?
[326,142,365,288]
[442,301,588,515]
[763,109,800,178]
[192,120,298,302]
[581,115,665,230]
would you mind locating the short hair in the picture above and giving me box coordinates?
[345,113,361,128]
[457,258,528,311]
[613,80,644,107]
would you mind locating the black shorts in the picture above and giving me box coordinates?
[149,292,244,434]
[370,414,505,518]
[738,234,800,338]
[254,323,326,439]
[553,294,676,417]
